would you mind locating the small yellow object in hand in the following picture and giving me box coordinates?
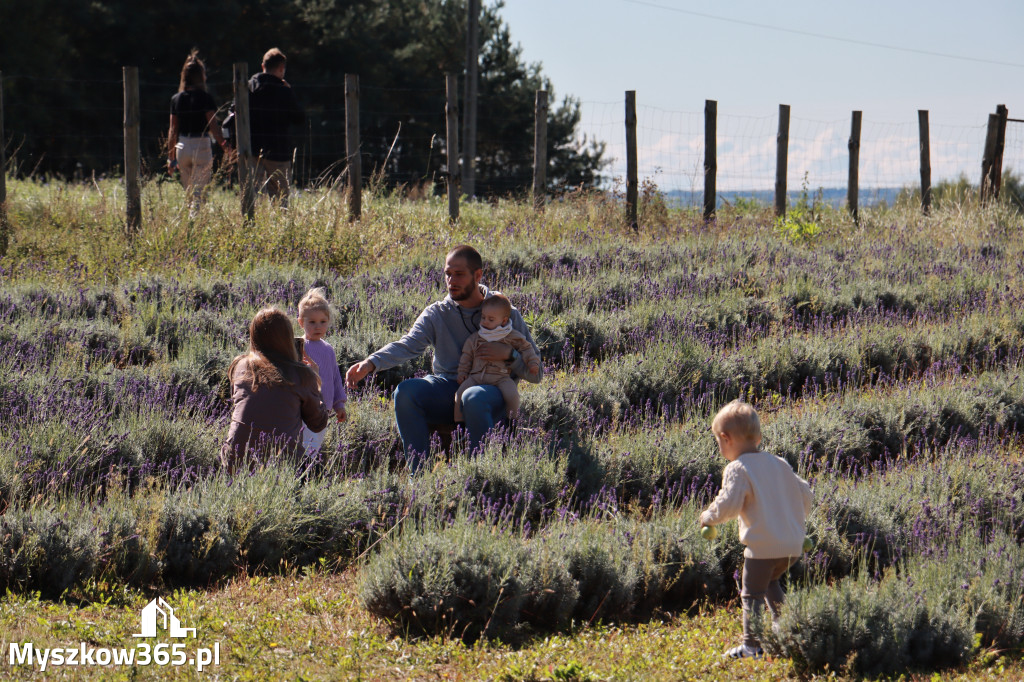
[700,525,718,540]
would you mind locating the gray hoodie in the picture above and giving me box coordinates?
[368,284,542,383]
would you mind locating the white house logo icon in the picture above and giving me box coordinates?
[133,598,196,638]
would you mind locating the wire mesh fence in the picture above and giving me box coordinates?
[0,71,1016,209]
[580,100,1000,206]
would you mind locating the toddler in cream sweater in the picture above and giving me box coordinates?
[700,400,814,660]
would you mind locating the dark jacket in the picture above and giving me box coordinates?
[248,72,304,162]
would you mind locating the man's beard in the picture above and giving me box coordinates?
[450,284,475,301]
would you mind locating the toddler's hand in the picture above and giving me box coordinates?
[335,406,347,423]
[457,374,467,384]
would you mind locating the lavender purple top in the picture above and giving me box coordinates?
[303,337,347,411]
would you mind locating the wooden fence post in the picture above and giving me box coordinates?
[533,90,548,211]
[625,90,638,230]
[345,74,361,222]
[994,104,1008,199]
[981,113,998,204]
[847,110,862,223]
[122,66,141,235]
[462,0,480,198]
[775,104,790,219]
[0,70,8,256]
[445,72,460,222]
[704,99,717,222]
[233,63,255,222]
[918,109,931,215]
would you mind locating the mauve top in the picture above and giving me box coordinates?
[221,356,329,462]
[302,338,347,410]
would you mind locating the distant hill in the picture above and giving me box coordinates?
[664,187,904,209]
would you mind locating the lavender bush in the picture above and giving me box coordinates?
[3,179,1024,675]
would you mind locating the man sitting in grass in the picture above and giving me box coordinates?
[345,245,542,469]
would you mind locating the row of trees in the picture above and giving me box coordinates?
[0,0,606,196]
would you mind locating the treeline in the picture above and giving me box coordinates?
[0,0,605,195]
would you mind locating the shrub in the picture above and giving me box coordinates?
[627,512,729,616]
[155,498,239,588]
[556,520,640,624]
[591,422,721,508]
[116,416,220,473]
[411,435,569,528]
[358,520,532,642]
[519,534,579,631]
[326,396,404,474]
[761,570,974,677]
[359,509,733,640]
[0,508,98,598]
[914,531,1024,651]
[95,503,160,587]
[520,381,607,444]
[290,479,376,567]
[560,313,607,362]
[221,472,304,572]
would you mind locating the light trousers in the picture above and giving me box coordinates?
[255,158,291,206]
[301,424,327,455]
[176,136,213,209]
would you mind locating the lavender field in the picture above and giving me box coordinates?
[2,179,1024,678]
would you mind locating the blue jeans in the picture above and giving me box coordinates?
[392,375,506,466]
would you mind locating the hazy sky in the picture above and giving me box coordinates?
[500,0,1024,191]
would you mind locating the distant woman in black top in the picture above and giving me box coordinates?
[167,51,228,213]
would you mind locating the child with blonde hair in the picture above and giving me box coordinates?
[297,288,347,454]
[700,400,813,660]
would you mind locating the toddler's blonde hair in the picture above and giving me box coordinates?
[298,287,331,320]
[712,400,762,442]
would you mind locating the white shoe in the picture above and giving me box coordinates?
[724,644,763,659]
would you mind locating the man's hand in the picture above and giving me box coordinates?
[346,359,376,389]
[477,342,513,364]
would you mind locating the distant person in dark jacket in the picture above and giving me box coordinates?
[249,47,304,206]
[167,51,228,214]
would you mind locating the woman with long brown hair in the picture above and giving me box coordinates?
[167,50,228,214]
[221,307,329,471]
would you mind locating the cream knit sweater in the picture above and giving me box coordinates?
[700,451,813,559]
